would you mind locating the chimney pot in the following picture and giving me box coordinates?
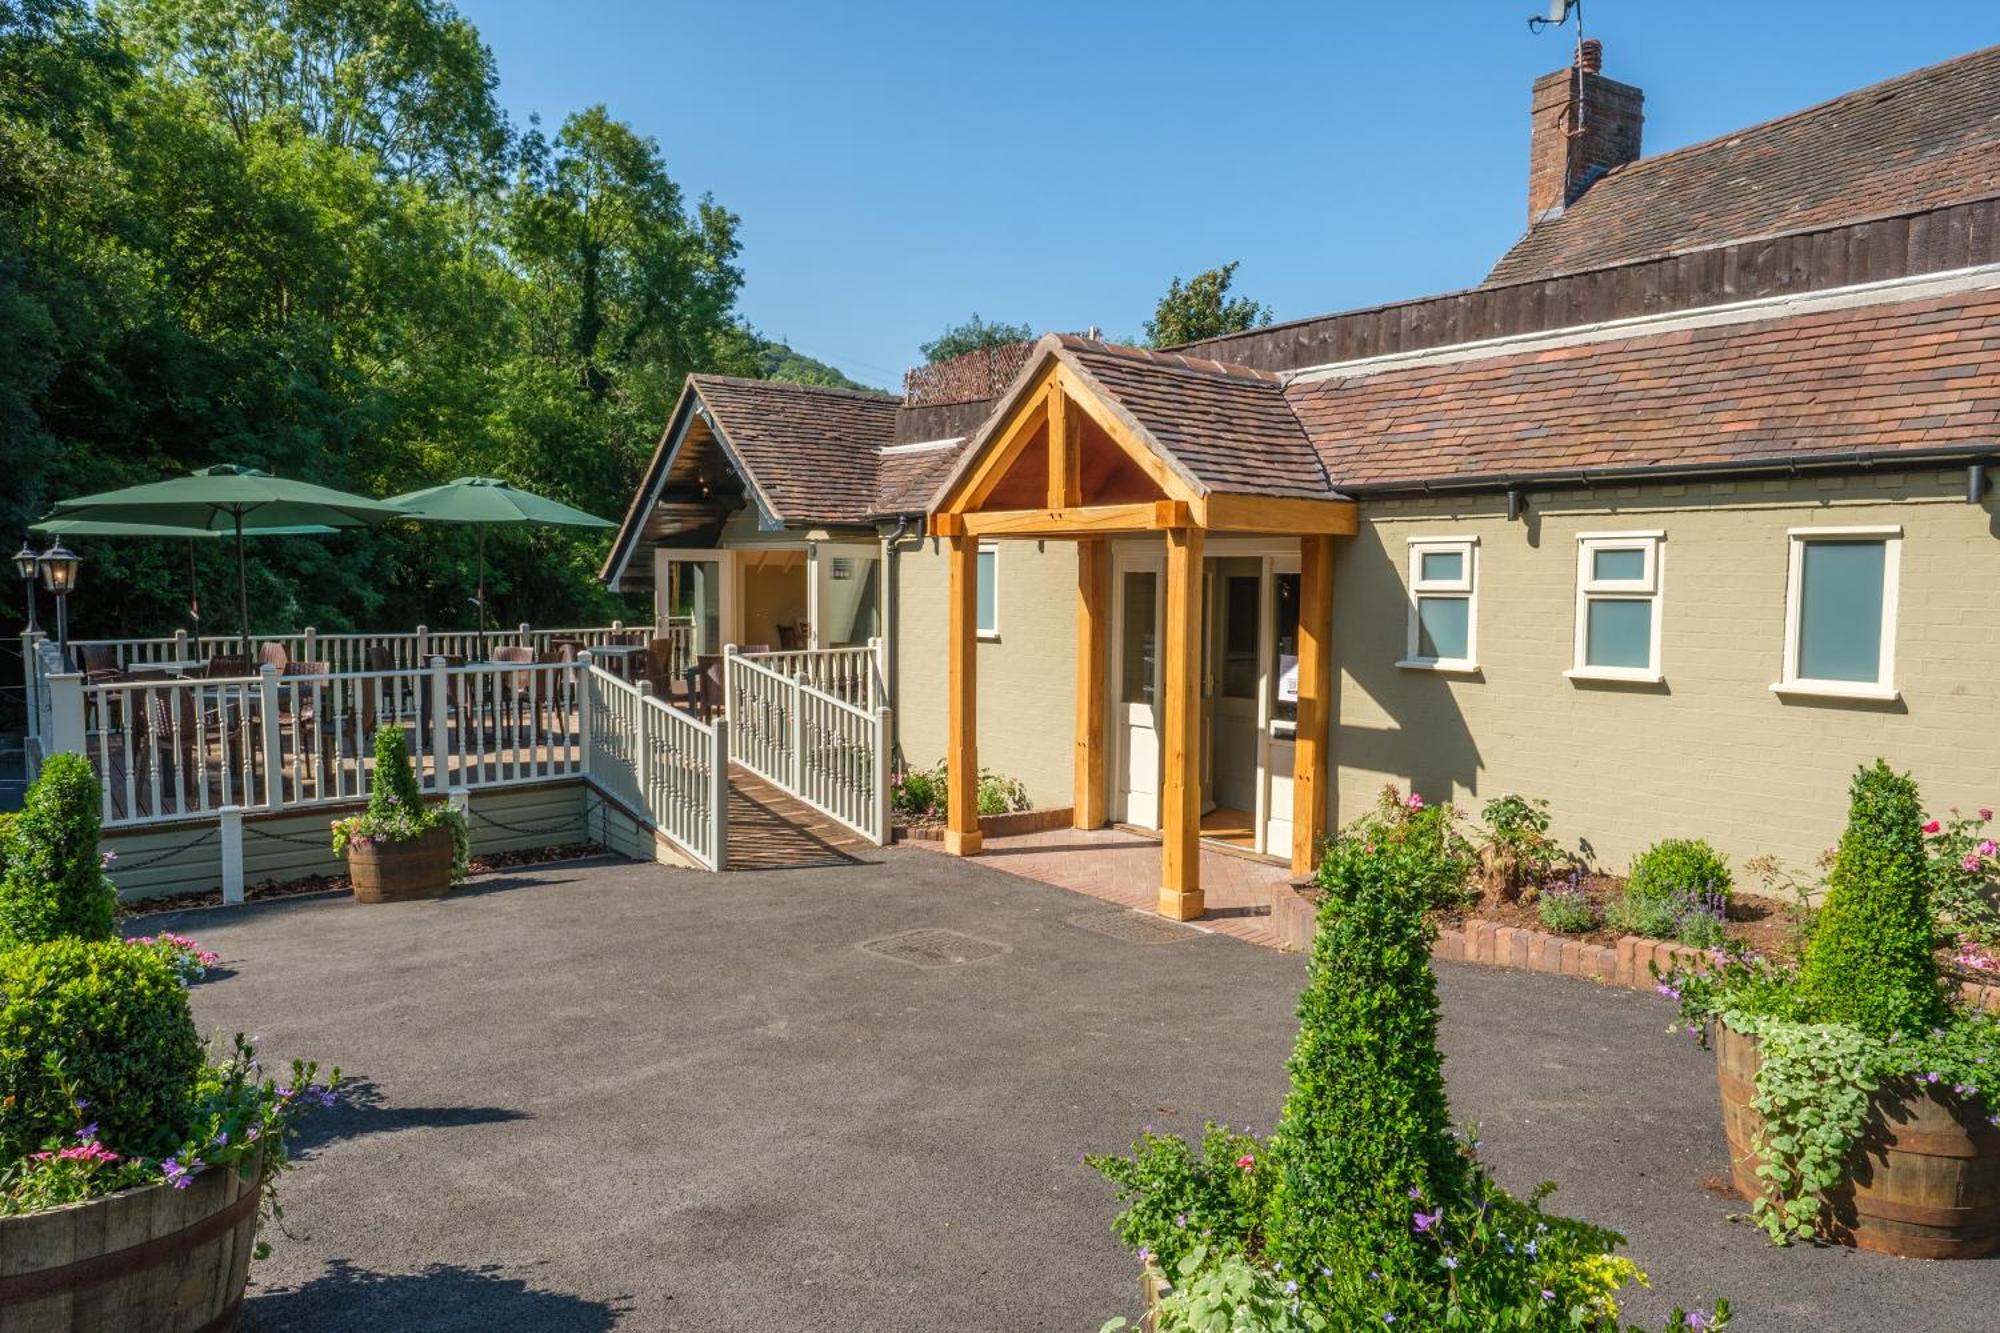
[1577,38,1603,73]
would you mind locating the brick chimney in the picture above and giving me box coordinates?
[1526,38,1643,225]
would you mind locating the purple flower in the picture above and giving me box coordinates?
[1442,1256,1459,1269]
[76,1123,99,1142]
[1285,1279,1298,1294]
[1407,1186,1422,1200]
[1541,1290,1556,1302]
[213,1130,229,1147]
[1175,1212,1187,1228]
[1413,1207,1443,1234]
[161,1156,201,1189]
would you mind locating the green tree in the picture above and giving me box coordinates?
[1143,261,1271,348]
[919,312,1031,364]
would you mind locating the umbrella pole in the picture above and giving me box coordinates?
[476,526,488,659]
[187,538,202,641]
[234,511,250,657]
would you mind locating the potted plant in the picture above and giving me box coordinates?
[1089,795,1727,1331]
[332,727,469,903]
[0,758,336,1329]
[1661,760,2000,1256]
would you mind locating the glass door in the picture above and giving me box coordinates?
[1111,554,1164,828]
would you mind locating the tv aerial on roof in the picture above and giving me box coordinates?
[1528,0,1582,33]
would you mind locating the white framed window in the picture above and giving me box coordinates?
[976,542,1000,639]
[1398,537,1478,671]
[1566,531,1666,683]
[1774,526,1900,701]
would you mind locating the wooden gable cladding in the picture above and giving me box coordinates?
[930,349,1355,538]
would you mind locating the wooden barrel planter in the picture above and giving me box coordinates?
[345,823,454,904]
[0,1160,263,1331]
[1715,1022,2000,1258]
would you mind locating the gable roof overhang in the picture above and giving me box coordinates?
[599,380,782,591]
[927,335,1355,539]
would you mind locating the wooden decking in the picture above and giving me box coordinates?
[724,766,872,870]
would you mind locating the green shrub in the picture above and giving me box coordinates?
[1091,801,1730,1328]
[332,728,468,878]
[0,754,118,948]
[888,763,1031,821]
[1479,794,1568,893]
[1537,876,1599,934]
[0,939,203,1160]
[1608,838,1732,942]
[0,811,15,876]
[1793,761,1948,1036]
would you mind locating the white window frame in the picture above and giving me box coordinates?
[1398,536,1478,672]
[1566,531,1666,684]
[976,541,1000,640]
[1774,525,1901,702]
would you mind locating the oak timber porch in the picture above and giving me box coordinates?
[927,335,1355,922]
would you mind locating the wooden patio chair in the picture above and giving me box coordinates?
[76,643,123,684]
[776,622,803,651]
[695,653,725,723]
[643,638,681,699]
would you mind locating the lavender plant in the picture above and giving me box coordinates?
[1537,871,1599,935]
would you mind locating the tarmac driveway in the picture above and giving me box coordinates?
[144,849,1995,1331]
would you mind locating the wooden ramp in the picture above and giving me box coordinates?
[724,767,872,871]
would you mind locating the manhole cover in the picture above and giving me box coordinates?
[1066,910,1202,944]
[859,928,1009,968]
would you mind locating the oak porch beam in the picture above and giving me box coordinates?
[958,500,1193,538]
[1292,534,1335,876]
[1197,494,1359,535]
[1159,524,1205,920]
[944,533,982,856]
[1073,538,1109,830]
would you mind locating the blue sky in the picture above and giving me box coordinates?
[459,1,1997,390]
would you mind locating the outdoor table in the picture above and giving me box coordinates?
[586,643,647,680]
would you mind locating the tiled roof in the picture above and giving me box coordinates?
[1487,45,2000,286]
[1055,337,1333,499]
[1284,282,2000,489]
[873,440,970,515]
[688,375,900,523]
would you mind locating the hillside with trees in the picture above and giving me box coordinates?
[0,0,865,646]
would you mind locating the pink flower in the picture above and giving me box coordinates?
[1983,809,1995,823]
[1980,840,1997,858]
[1965,854,1984,873]
[1236,1154,1256,1172]
[1405,792,1425,811]
[1923,820,1942,835]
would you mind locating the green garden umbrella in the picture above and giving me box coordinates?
[43,465,401,652]
[383,476,615,652]
[31,516,337,640]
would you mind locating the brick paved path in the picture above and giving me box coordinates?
[929,825,1294,947]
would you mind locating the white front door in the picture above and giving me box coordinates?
[1111,553,1164,829]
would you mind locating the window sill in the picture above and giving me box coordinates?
[976,631,1001,643]
[1770,681,1899,703]
[1564,667,1664,686]
[1396,659,1480,676]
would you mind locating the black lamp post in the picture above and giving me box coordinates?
[11,543,37,635]
[38,543,80,659]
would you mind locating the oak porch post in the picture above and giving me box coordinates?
[1073,538,1109,829]
[1292,534,1335,876]
[1159,523,1204,920]
[944,531,982,856]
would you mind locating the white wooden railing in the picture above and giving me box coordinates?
[51,656,586,829]
[55,619,681,676]
[724,647,890,844]
[736,641,884,712]
[580,658,726,869]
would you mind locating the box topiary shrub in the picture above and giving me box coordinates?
[1662,760,2000,1244]
[1792,760,1947,1036]
[331,727,468,878]
[0,753,118,948]
[1091,786,1729,1329]
[0,938,203,1161]
[1608,837,1731,944]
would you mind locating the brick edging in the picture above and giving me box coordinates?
[1269,885,2000,1009]
[898,807,1077,843]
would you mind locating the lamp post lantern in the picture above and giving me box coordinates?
[37,543,80,657]
[11,543,37,634]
